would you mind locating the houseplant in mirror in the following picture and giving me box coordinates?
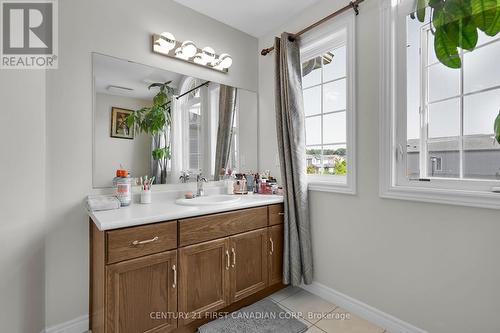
[126,82,174,184]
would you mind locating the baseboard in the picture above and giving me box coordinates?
[42,282,427,333]
[300,281,428,333]
[42,315,89,333]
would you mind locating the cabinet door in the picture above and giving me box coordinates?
[178,238,230,325]
[106,250,177,333]
[269,224,284,286]
[229,228,268,303]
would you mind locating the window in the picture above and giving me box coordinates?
[300,12,356,194]
[174,78,240,180]
[183,79,204,173]
[380,0,500,209]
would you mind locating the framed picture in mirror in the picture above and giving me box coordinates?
[110,107,134,139]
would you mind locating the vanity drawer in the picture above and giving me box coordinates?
[106,221,177,264]
[269,204,285,226]
[179,207,267,247]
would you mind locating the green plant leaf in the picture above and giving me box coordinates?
[417,0,429,22]
[152,146,171,160]
[484,2,500,35]
[495,111,500,144]
[471,0,497,30]
[433,7,446,28]
[444,0,472,24]
[429,0,445,9]
[434,27,462,68]
[458,19,479,49]
[153,91,167,106]
[444,19,478,50]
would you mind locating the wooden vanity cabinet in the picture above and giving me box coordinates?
[229,228,268,303]
[90,204,285,333]
[178,238,230,325]
[268,224,284,285]
[106,251,178,333]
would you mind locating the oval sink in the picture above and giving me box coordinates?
[175,194,241,206]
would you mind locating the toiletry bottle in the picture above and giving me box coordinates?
[113,169,132,206]
[225,175,234,195]
[254,173,259,194]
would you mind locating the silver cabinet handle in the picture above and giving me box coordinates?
[225,250,230,270]
[131,236,159,246]
[278,212,285,216]
[172,264,177,288]
[231,248,236,268]
[269,238,274,255]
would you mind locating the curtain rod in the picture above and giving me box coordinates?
[260,0,364,56]
[175,80,210,100]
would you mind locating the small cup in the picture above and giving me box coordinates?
[141,189,152,204]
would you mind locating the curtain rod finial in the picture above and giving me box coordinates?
[261,48,271,56]
[350,1,360,15]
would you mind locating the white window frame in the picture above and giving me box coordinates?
[300,11,357,195]
[379,0,500,209]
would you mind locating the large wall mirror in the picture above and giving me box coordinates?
[92,53,258,188]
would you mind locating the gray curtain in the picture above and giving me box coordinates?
[274,34,313,285]
[214,85,238,180]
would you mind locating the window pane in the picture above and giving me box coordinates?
[306,146,323,175]
[427,29,439,65]
[323,111,346,144]
[323,46,346,82]
[464,88,500,135]
[464,40,500,93]
[477,32,500,47]
[303,86,321,116]
[406,139,420,179]
[428,63,460,102]
[302,57,322,88]
[427,138,460,178]
[323,79,346,112]
[428,98,460,138]
[406,19,421,140]
[463,137,500,180]
[322,144,347,176]
[305,116,321,145]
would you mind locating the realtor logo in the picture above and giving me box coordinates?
[1,0,58,68]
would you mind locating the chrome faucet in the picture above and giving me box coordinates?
[179,171,190,183]
[196,173,208,197]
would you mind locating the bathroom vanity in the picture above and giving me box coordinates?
[89,195,285,333]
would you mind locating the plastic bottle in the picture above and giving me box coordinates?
[113,169,132,206]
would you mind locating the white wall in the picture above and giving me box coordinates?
[0,71,46,333]
[44,0,258,329]
[258,1,500,333]
[94,93,151,187]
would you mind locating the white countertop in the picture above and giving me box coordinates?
[88,192,284,231]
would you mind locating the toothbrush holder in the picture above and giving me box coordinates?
[140,189,152,204]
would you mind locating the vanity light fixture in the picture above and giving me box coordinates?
[157,32,176,52]
[152,32,232,73]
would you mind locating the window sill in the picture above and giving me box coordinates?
[307,175,356,195]
[380,183,500,210]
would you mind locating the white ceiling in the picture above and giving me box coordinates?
[93,54,184,100]
[172,0,323,37]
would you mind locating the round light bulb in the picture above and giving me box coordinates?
[193,53,206,65]
[181,41,197,58]
[175,47,188,60]
[201,46,215,63]
[219,54,233,69]
[158,32,176,52]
